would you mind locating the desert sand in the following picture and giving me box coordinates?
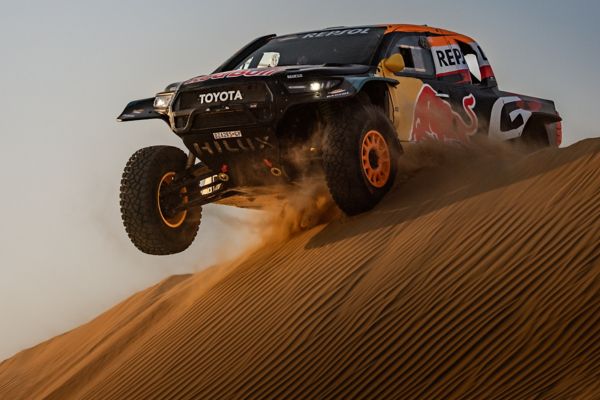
[1,139,599,399]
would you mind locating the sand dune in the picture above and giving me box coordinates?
[1,139,599,399]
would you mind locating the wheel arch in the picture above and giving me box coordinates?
[357,80,395,116]
[350,77,397,116]
[523,112,562,147]
[273,78,400,175]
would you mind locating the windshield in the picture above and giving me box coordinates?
[234,27,385,70]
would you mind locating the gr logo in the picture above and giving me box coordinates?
[488,96,532,140]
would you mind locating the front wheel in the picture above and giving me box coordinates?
[322,104,400,216]
[120,146,201,255]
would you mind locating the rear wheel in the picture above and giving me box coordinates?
[120,146,201,255]
[514,120,550,152]
[322,104,400,216]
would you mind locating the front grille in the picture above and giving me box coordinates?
[174,82,271,111]
[192,110,255,130]
[173,81,274,132]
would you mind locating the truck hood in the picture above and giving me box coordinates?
[180,64,372,89]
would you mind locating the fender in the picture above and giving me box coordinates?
[345,76,399,92]
[529,111,562,125]
[526,111,563,146]
[117,98,168,123]
[311,76,397,104]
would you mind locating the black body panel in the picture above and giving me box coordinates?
[117,98,167,123]
[167,65,368,186]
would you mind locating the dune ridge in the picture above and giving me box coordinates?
[1,139,599,399]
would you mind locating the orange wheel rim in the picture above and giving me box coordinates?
[157,172,188,228]
[361,130,391,188]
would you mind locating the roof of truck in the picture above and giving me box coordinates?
[382,24,475,42]
[314,24,476,43]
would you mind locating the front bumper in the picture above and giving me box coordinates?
[167,75,358,186]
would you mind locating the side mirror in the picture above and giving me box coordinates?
[383,54,405,73]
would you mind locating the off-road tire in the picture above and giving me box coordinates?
[514,119,550,152]
[322,104,400,216]
[120,146,201,255]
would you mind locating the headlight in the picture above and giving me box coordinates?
[309,82,323,91]
[153,93,174,109]
[284,79,341,94]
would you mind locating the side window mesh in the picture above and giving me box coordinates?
[387,34,434,77]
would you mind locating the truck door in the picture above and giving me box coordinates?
[406,35,479,143]
[446,37,502,139]
[377,32,437,142]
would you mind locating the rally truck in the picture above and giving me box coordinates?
[118,24,562,255]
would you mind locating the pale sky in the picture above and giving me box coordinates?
[0,0,599,360]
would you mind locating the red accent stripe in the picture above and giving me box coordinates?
[556,121,563,147]
[436,68,468,78]
[480,65,494,79]
[436,69,471,84]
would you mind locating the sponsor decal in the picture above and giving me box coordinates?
[488,96,532,141]
[198,90,243,104]
[302,28,370,39]
[326,88,350,98]
[286,73,303,79]
[286,84,310,91]
[431,42,470,81]
[213,130,242,140]
[410,84,478,143]
[192,136,274,156]
[185,67,284,85]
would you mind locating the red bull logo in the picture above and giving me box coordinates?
[410,84,478,143]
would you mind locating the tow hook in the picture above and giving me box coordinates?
[270,168,282,177]
[263,158,282,177]
[217,173,230,182]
